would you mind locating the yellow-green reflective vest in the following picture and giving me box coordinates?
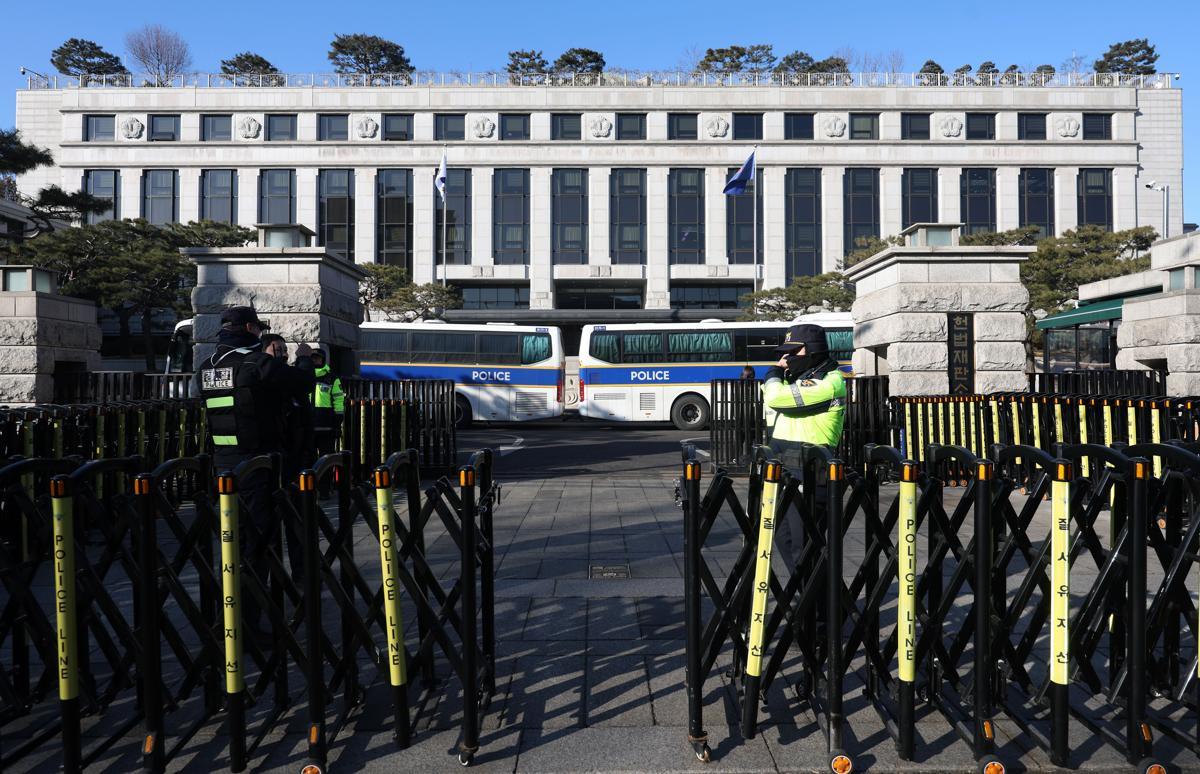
[761,368,847,448]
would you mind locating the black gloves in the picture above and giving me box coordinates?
[764,366,786,382]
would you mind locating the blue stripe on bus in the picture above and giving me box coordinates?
[580,363,852,385]
[361,363,560,386]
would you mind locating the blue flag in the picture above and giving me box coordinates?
[723,150,756,195]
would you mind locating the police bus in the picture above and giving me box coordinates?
[359,321,566,425]
[576,313,853,431]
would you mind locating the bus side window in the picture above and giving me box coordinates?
[589,332,620,364]
[520,333,552,365]
[622,332,662,364]
[667,331,733,363]
[411,331,476,364]
[745,329,780,362]
[479,333,521,365]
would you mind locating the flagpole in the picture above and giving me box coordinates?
[752,145,759,295]
[441,146,448,288]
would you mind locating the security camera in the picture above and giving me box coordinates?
[1145,180,1158,189]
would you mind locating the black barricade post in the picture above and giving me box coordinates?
[681,455,711,761]
[217,472,248,773]
[372,465,412,749]
[1127,457,1154,768]
[826,461,851,774]
[134,473,166,773]
[458,464,480,767]
[478,448,497,696]
[973,461,1000,767]
[298,470,327,771]
[50,475,81,774]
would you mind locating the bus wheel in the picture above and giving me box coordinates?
[671,394,710,432]
[454,396,473,428]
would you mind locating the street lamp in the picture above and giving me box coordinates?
[1145,180,1170,239]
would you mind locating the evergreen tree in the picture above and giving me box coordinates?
[50,38,127,76]
[1094,39,1158,75]
[506,49,550,75]
[553,48,605,73]
[328,33,413,75]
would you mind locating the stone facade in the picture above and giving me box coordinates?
[12,75,1183,325]
[185,244,367,369]
[845,225,1032,396]
[0,269,101,405]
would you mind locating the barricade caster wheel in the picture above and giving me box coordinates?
[1137,758,1167,774]
[829,750,852,774]
[693,742,711,762]
[977,754,1005,774]
[300,764,325,774]
[458,751,473,766]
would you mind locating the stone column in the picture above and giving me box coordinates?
[705,167,727,265]
[186,245,367,373]
[844,224,1032,396]
[413,167,435,284]
[0,267,101,405]
[821,167,844,271]
[762,166,786,290]
[237,169,259,227]
[646,167,670,310]
[588,167,610,265]
[354,167,375,264]
[1055,167,1078,234]
[529,167,553,309]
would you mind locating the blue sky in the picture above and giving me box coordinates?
[3,0,1196,222]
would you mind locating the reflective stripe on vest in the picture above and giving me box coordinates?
[206,396,234,409]
[212,434,239,446]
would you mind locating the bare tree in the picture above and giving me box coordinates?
[1061,50,1087,73]
[676,45,704,73]
[885,50,905,74]
[125,24,192,85]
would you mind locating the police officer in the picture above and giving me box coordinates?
[761,324,847,567]
[308,348,345,458]
[196,306,315,638]
[261,332,316,482]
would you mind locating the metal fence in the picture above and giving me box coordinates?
[1029,369,1166,396]
[53,372,194,403]
[680,438,1195,771]
[0,446,498,771]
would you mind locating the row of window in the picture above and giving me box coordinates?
[81,166,1114,279]
[81,110,1116,142]
[450,284,755,311]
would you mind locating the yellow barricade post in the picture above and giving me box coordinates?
[897,461,919,760]
[217,472,248,772]
[50,476,81,774]
[373,467,412,748]
[741,460,781,739]
[1049,461,1072,766]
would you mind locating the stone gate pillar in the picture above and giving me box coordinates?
[843,224,1033,396]
[185,224,368,372]
[0,266,101,405]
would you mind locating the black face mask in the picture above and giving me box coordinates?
[785,353,823,375]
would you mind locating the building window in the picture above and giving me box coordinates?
[965,113,995,140]
[318,114,349,141]
[1018,113,1047,141]
[266,114,297,141]
[551,113,581,140]
[669,168,705,265]
[901,113,930,140]
[670,284,751,310]
[557,286,643,310]
[435,168,471,265]
[258,169,296,224]
[843,168,880,256]
[148,114,180,141]
[1082,113,1112,140]
[1019,168,1055,239]
[726,167,761,264]
[1077,168,1113,231]
[668,113,698,140]
[499,114,530,141]
[141,169,178,225]
[902,168,938,228]
[732,113,763,140]
[318,169,354,259]
[84,114,114,141]
[610,168,646,265]
[461,285,530,309]
[849,113,879,140]
[82,170,118,223]
[382,113,413,141]
[615,113,645,140]
[377,169,413,271]
[960,168,997,235]
[785,168,821,282]
[784,113,814,140]
[493,169,530,265]
[201,114,232,141]
[435,114,466,141]
[552,168,588,265]
[200,169,236,224]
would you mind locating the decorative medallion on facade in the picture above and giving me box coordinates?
[589,116,612,138]
[1055,117,1081,138]
[821,116,846,138]
[356,116,378,139]
[938,116,963,138]
[237,116,261,139]
[705,116,730,138]
[472,117,496,139]
[120,117,144,140]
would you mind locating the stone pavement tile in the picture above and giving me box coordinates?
[496,579,556,598]
[538,558,590,580]
[626,532,674,554]
[516,726,778,773]
[493,597,533,640]
[587,596,642,640]
[645,652,732,728]
[629,553,683,578]
[556,578,683,598]
[501,654,586,729]
[331,726,522,773]
[637,596,686,640]
[586,655,654,727]
[545,532,589,553]
[499,555,542,579]
[524,597,587,640]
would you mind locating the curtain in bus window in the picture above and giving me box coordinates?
[622,333,662,363]
[478,333,521,365]
[410,331,475,363]
[590,333,620,363]
[521,333,552,364]
[360,331,409,361]
[825,330,853,361]
[667,331,733,362]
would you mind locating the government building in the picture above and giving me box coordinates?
[13,70,1184,349]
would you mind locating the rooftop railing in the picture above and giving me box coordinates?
[20,70,1180,90]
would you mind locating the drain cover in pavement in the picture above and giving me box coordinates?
[590,564,630,579]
